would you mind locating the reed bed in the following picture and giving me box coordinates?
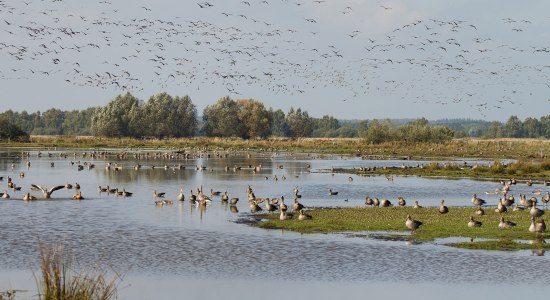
[37,242,121,300]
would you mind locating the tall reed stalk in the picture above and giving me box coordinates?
[37,242,121,300]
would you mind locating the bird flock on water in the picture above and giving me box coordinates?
[1,0,550,116]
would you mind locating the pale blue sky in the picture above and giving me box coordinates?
[1,0,549,121]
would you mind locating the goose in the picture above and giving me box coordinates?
[74,182,80,190]
[471,193,486,206]
[372,197,380,207]
[221,191,229,202]
[293,198,304,211]
[529,216,537,232]
[541,192,550,206]
[155,200,164,206]
[495,198,507,213]
[499,217,517,229]
[65,182,73,189]
[31,184,65,199]
[502,194,514,207]
[210,188,221,197]
[398,196,406,207]
[163,199,173,205]
[229,197,239,205]
[298,210,313,220]
[405,214,423,233]
[11,184,22,192]
[265,199,278,212]
[530,202,544,218]
[177,189,185,202]
[365,196,374,206]
[413,201,423,209]
[72,191,84,200]
[475,205,485,216]
[106,186,117,194]
[329,189,338,196]
[153,190,166,198]
[250,200,262,212]
[279,209,294,220]
[279,196,288,212]
[122,189,133,197]
[513,204,524,211]
[439,200,449,214]
[98,186,108,193]
[294,188,302,199]
[0,191,8,199]
[535,219,546,233]
[189,190,197,202]
[527,179,533,186]
[380,199,392,207]
[22,192,36,201]
[468,216,482,228]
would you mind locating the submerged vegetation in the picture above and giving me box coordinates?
[256,206,550,251]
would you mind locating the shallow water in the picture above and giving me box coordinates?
[0,149,548,299]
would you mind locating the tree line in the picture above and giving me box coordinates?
[1,92,549,142]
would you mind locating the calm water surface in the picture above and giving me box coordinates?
[0,149,548,299]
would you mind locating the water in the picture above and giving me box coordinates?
[0,149,548,299]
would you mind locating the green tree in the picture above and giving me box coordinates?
[91,93,140,137]
[41,108,65,135]
[202,96,244,137]
[363,119,390,144]
[486,121,503,138]
[236,99,270,139]
[357,120,369,138]
[140,93,197,138]
[0,118,29,141]
[286,107,314,138]
[504,115,523,138]
[523,117,541,138]
[268,108,288,137]
[540,115,550,138]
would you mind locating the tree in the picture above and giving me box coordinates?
[0,118,29,141]
[356,120,369,138]
[540,115,550,138]
[140,93,197,138]
[504,115,523,138]
[486,121,503,138]
[42,108,65,135]
[268,108,288,137]
[91,93,140,137]
[363,119,390,144]
[236,99,270,139]
[286,107,314,138]
[202,96,244,137]
[523,117,541,138]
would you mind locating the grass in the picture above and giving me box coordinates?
[256,206,550,250]
[0,136,549,160]
[37,242,121,300]
[335,158,550,181]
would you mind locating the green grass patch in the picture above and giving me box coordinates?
[256,206,549,250]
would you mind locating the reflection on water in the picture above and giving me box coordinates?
[0,150,549,299]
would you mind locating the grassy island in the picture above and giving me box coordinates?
[255,206,550,251]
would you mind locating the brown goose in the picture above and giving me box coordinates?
[471,193,486,206]
[293,198,304,212]
[475,205,485,216]
[439,200,449,214]
[468,216,482,228]
[495,198,507,213]
[413,201,423,209]
[178,189,185,202]
[405,214,423,233]
[499,217,517,229]
[530,202,544,218]
[365,196,374,206]
[329,189,338,196]
[298,210,313,220]
[398,196,406,207]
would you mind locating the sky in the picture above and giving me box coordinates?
[1,0,549,121]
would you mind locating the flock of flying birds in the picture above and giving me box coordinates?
[1,0,550,116]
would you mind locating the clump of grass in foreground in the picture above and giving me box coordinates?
[256,207,549,250]
[37,242,121,300]
[0,290,18,300]
[448,239,550,251]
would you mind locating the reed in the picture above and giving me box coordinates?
[37,242,121,300]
